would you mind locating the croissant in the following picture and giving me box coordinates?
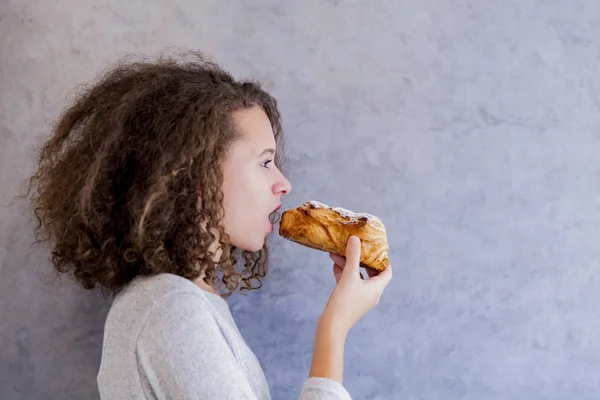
[278,201,390,271]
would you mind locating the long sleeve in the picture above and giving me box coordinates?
[300,377,352,400]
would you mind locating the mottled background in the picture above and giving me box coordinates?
[2,1,600,399]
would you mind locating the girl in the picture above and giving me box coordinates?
[26,51,392,399]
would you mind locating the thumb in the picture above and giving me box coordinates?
[341,236,361,280]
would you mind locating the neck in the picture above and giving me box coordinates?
[193,225,225,296]
[194,275,220,296]
[193,257,221,297]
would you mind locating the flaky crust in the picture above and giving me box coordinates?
[278,201,390,271]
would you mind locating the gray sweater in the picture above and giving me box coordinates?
[97,273,352,399]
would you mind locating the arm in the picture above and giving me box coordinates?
[298,317,352,400]
[136,292,259,400]
[309,317,347,383]
[301,237,393,400]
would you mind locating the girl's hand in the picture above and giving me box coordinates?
[320,236,393,336]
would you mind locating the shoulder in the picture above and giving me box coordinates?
[131,275,235,360]
[118,273,209,299]
[105,273,225,339]
[114,273,221,310]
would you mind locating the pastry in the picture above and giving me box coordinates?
[278,201,390,271]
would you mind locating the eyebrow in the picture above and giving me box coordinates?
[258,148,276,157]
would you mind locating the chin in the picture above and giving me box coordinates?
[234,237,266,253]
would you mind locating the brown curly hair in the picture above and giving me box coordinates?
[23,50,286,297]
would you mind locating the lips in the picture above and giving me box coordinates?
[268,203,282,226]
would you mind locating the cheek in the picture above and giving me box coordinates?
[222,163,273,220]
[222,172,260,226]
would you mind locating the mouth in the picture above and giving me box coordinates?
[268,203,283,228]
[269,203,282,216]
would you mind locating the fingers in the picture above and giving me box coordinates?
[333,262,364,282]
[333,263,343,282]
[366,264,393,290]
[365,267,378,278]
[329,253,346,267]
[341,236,361,280]
[330,251,368,280]
[331,252,383,280]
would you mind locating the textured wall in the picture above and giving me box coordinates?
[2,1,600,399]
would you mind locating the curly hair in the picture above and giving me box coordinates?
[23,51,286,297]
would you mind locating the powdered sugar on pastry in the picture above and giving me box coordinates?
[306,200,382,223]
[308,200,327,209]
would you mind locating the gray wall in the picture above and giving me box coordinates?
[2,1,600,399]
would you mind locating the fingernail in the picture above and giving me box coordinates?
[349,236,359,244]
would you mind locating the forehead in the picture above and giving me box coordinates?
[231,106,276,148]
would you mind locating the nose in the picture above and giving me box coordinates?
[274,172,292,196]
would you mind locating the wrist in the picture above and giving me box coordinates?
[310,312,347,383]
[317,311,349,341]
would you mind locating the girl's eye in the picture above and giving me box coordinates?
[261,159,273,168]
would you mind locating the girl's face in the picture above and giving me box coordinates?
[220,105,292,252]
